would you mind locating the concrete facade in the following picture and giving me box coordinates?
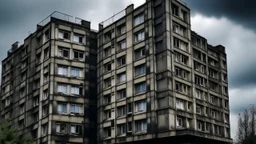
[97,0,231,144]
[0,14,97,144]
[0,0,232,144]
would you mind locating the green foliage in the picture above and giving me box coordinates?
[0,121,34,144]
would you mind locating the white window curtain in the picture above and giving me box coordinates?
[73,35,79,43]
[134,15,144,26]
[56,124,60,132]
[71,68,80,77]
[121,41,126,49]
[119,74,126,82]
[137,31,145,42]
[71,105,81,113]
[71,125,76,133]
[57,104,67,113]
[58,84,67,93]
[58,67,68,76]
[138,83,146,92]
[135,101,146,112]
[71,86,79,95]
[176,100,184,110]
[58,31,64,39]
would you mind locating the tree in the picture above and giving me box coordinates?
[0,121,34,144]
[236,106,256,144]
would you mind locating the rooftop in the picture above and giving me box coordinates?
[37,11,86,27]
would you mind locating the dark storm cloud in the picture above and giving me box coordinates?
[183,0,256,32]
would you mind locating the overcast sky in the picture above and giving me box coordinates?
[0,0,255,139]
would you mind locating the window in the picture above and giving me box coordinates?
[127,103,132,113]
[135,47,146,60]
[176,99,184,110]
[135,31,145,43]
[224,86,228,95]
[73,50,84,61]
[117,106,126,117]
[36,53,41,64]
[127,122,132,132]
[56,123,67,134]
[120,25,126,35]
[118,89,126,100]
[71,68,81,77]
[134,14,144,26]
[117,124,126,135]
[135,120,147,132]
[58,66,68,76]
[70,104,82,114]
[172,4,179,16]
[58,48,69,58]
[117,56,126,67]
[45,30,50,41]
[222,60,226,69]
[57,103,67,113]
[187,102,192,111]
[71,124,82,135]
[104,94,111,105]
[224,100,228,108]
[104,127,111,138]
[33,112,39,123]
[174,38,187,51]
[33,96,39,107]
[43,72,48,83]
[58,30,70,40]
[223,74,227,82]
[176,117,184,128]
[43,89,48,100]
[209,81,218,91]
[196,105,201,114]
[135,100,146,112]
[180,10,187,22]
[206,123,210,132]
[174,52,188,65]
[135,82,146,93]
[175,82,188,94]
[119,40,126,50]
[73,33,84,44]
[104,47,111,57]
[197,120,203,131]
[105,110,111,120]
[195,75,205,86]
[105,63,111,72]
[42,124,48,136]
[209,69,217,79]
[44,48,49,59]
[135,64,146,76]
[211,110,216,118]
[195,89,202,99]
[173,23,185,36]
[58,84,67,94]
[117,73,126,83]
[104,31,112,42]
[42,105,49,117]
[20,104,25,114]
[175,67,187,79]
[71,86,80,95]
[104,78,111,88]
[5,97,10,107]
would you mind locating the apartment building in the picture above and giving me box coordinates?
[0,12,97,144]
[97,0,231,144]
[1,0,231,144]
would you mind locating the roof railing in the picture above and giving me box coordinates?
[100,9,126,28]
[37,11,84,27]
